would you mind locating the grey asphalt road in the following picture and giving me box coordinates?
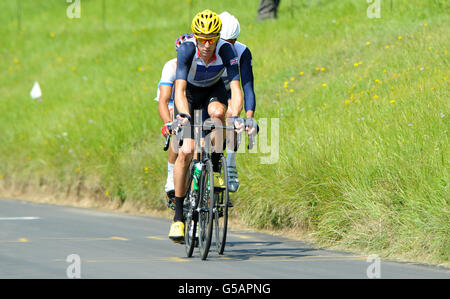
[0,198,448,279]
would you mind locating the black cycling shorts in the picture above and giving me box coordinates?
[174,80,228,139]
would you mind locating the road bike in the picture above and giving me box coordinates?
[169,116,236,260]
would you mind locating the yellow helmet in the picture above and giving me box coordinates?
[191,9,222,35]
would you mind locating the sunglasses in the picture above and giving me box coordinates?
[194,34,220,44]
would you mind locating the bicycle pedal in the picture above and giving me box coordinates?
[167,202,176,210]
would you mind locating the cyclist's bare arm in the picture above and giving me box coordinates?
[229,80,243,118]
[158,85,173,124]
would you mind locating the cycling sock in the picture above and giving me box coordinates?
[166,163,174,183]
[167,162,174,174]
[226,151,236,167]
[165,163,175,192]
[211,152,221,172]
[174,196,185,222]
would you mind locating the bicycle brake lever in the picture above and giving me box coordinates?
[163,135,171,151]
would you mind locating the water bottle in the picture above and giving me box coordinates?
[193,162,202,191]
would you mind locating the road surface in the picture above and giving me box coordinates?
[0,198,448,279]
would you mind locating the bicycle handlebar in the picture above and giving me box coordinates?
[192,123,235,131]
[162,119,258,150]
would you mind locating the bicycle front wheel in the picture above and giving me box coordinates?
[184,162,198,257]
[198,159,214,261]
[184,204,198,258]
[214,155,229,255]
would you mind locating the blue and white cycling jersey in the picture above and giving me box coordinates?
[175,39,240,88]
[155,58,177,110]
[222,41,256,112]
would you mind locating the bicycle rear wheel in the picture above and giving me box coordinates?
[214,155,229,255]
[198,159,214,260]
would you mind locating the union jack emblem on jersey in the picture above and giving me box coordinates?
[230,57,239,65]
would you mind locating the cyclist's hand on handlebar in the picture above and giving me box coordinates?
[174,113,191,129]
[245,118,258,136]
[161,122,172,137]
[232,117,245,134]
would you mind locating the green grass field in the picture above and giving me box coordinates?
[1,0,448,265]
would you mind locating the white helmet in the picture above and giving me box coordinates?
[219,12,240,40]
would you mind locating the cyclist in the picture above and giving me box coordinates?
[156,58,177,205]
[156,35,195,209]
[219,11,258,193]
[168,9,244,243]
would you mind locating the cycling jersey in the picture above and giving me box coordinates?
[155,58,177,110]
[222,41,256,112]
[175,39,240,88]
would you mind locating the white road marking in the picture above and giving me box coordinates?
[0,217,40,220]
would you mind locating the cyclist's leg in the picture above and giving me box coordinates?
[170,84,204,241]
[206,80,228,148]
[172,101,195,223]
[165,101,177,199]
[173,137,194,221]
[170,98,196,242]
[206,81,228,182]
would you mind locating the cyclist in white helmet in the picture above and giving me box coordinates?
[219,11,258,193]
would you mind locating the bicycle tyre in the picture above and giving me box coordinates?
[184,162,197,257]
[184,207,198,257]
[214,155,229,255]
[198,159,214,260]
